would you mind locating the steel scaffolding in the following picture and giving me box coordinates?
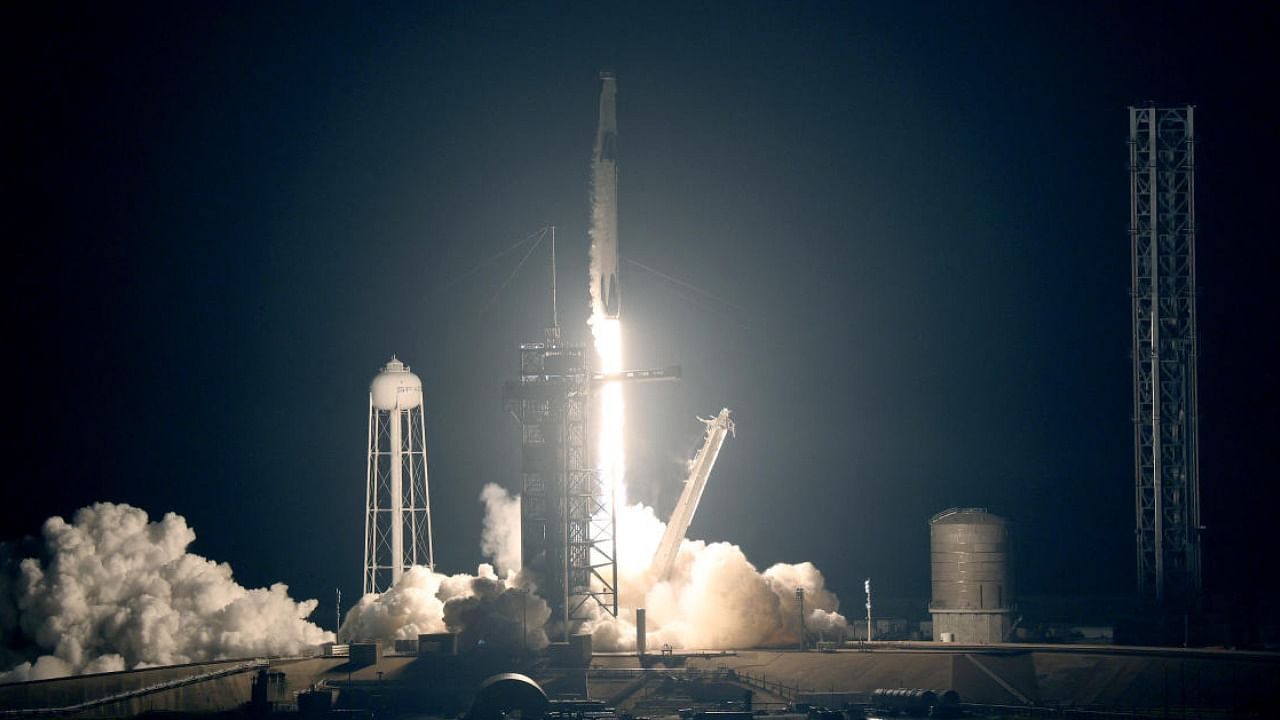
[505,327,617,638]
[363,363,434,596]
[1129,105,1202,609]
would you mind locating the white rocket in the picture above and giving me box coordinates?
[592,70,620,319]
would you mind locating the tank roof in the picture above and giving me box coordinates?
[929,507,1007,525]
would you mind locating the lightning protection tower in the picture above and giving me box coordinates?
[364,355,434,595]
[1129,105,1201,611]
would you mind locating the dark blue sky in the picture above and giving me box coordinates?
[7,2,1276,627]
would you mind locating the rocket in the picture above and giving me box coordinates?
[592,70,621,318]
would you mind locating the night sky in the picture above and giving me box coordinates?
[7,2,1277,629]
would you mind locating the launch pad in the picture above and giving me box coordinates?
[4,644,1276,718]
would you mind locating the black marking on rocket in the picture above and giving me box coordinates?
[594,71,620,320]
[603,273,620,317]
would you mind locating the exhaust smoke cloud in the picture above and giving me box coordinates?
[339,484,551,653]
[0,441,845,683]
[479,482,522,578]
[0,503,331,684]
[337,563,552,653]
[343,460,846,652]
[585,501,849,650]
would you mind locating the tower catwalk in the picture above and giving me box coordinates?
[1129,105,1201,610]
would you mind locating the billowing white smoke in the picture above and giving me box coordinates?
[479,483,521,577]
[337,564,551,653]
[457,470,847,651]
[584,501,848,650]
[0,503,332,684]
[338,485,551,653]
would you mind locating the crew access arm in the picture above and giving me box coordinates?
[650,408,735,580]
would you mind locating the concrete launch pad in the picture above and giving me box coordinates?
[3,644,1277,718]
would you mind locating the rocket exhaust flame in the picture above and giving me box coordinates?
[593,318,626,504]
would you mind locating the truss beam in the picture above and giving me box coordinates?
[1129,105,1202,610]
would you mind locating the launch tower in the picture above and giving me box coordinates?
[364,356,434,594]
[505,329,612,635]
[1129,105,1202,611]
[505,331,680,636]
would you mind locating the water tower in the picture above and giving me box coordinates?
[364,356,434,594]
[929,507,1013,643]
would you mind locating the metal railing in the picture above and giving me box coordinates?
[0,658,269,717]
[734,670,805,702]
[586,668,739,681]
[956,704,1247,720]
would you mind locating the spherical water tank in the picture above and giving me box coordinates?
[930,507,1010,611]
[370,356,423,411]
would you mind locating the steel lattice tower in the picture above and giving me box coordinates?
[364,356,434,595]
[1129,105,1202,610]
[505,328,618,639]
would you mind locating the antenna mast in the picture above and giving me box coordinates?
[550,225,559,328]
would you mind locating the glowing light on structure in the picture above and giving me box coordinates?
[592,315,626,507]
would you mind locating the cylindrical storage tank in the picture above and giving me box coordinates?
[932,690,962,719]
[364,355,433,595]
[370,356,423,411]
[636,608,647,656]
[929,507,1012,644]
[871,688,937,716]
[930,507,1010,610]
